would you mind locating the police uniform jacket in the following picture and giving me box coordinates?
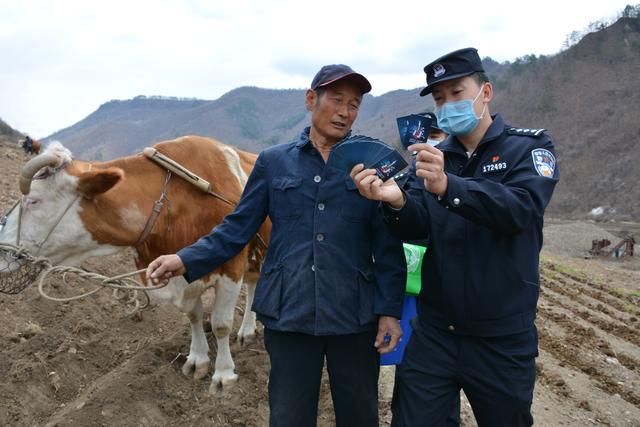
[178,127,406,335]
[384,114,559,336]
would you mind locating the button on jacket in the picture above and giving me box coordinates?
[383,114,559,337]
[178,128,406,335]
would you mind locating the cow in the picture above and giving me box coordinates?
[0,136,271,393]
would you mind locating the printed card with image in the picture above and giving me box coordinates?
[396,114,432,149]
[369,150,409,181]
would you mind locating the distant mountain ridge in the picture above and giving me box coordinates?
[44,16,640,220]
[46,86,432,160]
[0,118,24,143]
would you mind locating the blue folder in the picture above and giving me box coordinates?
[380,296,417,366]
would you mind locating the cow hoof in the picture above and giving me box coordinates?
[209,371,238,394]
[237,332,256,346]
[193,365,210,380]
[182,358,210,379]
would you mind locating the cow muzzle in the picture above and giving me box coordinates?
[0,243,51,294]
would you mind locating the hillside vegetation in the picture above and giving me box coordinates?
[33,15,640,220]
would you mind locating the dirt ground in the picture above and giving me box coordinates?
[0,141,638,426]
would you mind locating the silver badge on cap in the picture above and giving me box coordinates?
[433,64,445,77]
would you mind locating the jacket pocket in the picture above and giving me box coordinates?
[341,178,372,223]
[252,264,283,319]
[357,268,376,326]
[271,176,303,220]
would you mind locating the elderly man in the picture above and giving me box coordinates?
[147,64,406,427]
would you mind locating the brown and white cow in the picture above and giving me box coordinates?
[0,136,271,393]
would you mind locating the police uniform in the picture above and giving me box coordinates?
[384,48,560,427]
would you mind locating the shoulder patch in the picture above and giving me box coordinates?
[507,127,546,137]
[531,148,556,178]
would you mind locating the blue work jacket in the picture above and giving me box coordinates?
[383,114,559,337]
[178,128,406,335]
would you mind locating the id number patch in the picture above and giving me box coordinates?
[482,162,507,173]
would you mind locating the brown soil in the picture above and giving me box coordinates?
[0,141,638,426]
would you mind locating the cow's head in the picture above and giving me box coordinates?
[0,142,124,269]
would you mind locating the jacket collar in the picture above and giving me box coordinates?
[295,126,353,148]
[437,114,506,156]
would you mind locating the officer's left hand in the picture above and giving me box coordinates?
[375,316,402,354]
[409,143,448,196]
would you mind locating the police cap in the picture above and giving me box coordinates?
[419,47,484,97]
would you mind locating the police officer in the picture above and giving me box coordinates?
[351,47,559,426]
[147,64,406,427]
[399,111,447,246]
[422,112,448,146]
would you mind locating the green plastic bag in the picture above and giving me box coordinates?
[403,243,426,296]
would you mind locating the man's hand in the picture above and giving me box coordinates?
[350,164,404,208]
[409,143,448,196]
[146,254,186,285]
[375,315,403,354]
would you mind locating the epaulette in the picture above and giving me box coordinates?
[506,127,546,137]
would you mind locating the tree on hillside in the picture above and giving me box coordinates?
[562,3,640,49]
[622,4,640,17]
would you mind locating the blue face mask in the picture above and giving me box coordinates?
[434,85,486,136]
[426,139,441,146]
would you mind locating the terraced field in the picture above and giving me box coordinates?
[0,141,638,426]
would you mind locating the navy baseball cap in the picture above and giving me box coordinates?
[419,48,485,96]
[311,64,372,94]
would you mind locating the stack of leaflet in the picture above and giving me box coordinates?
[326,135,408,181]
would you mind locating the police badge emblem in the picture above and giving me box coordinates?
[531,148,556,178]
[433,63,445,77]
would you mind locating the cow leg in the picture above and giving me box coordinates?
[237,281,257,345]
[153,278,212,381]
[209,275,241,393]
[182,294,212,380]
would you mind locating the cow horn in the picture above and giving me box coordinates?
[19,153,63,195]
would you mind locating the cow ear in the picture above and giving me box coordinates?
[77,167,124,198]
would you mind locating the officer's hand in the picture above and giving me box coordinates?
[409,143,448,196]
[350,164,404,208]
[375,315,403,354]
[146,254,186,285]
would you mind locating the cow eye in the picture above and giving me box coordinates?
[24,198,42,208]
[33,168,51,180]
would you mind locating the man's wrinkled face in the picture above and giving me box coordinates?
[306,80,362,143]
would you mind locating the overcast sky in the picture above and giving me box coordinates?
[0,0,631,137]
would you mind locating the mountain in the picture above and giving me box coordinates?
[0,118,24,144]
[45,16,640,220]
[490,17,640,220]
[45,89,432,160]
